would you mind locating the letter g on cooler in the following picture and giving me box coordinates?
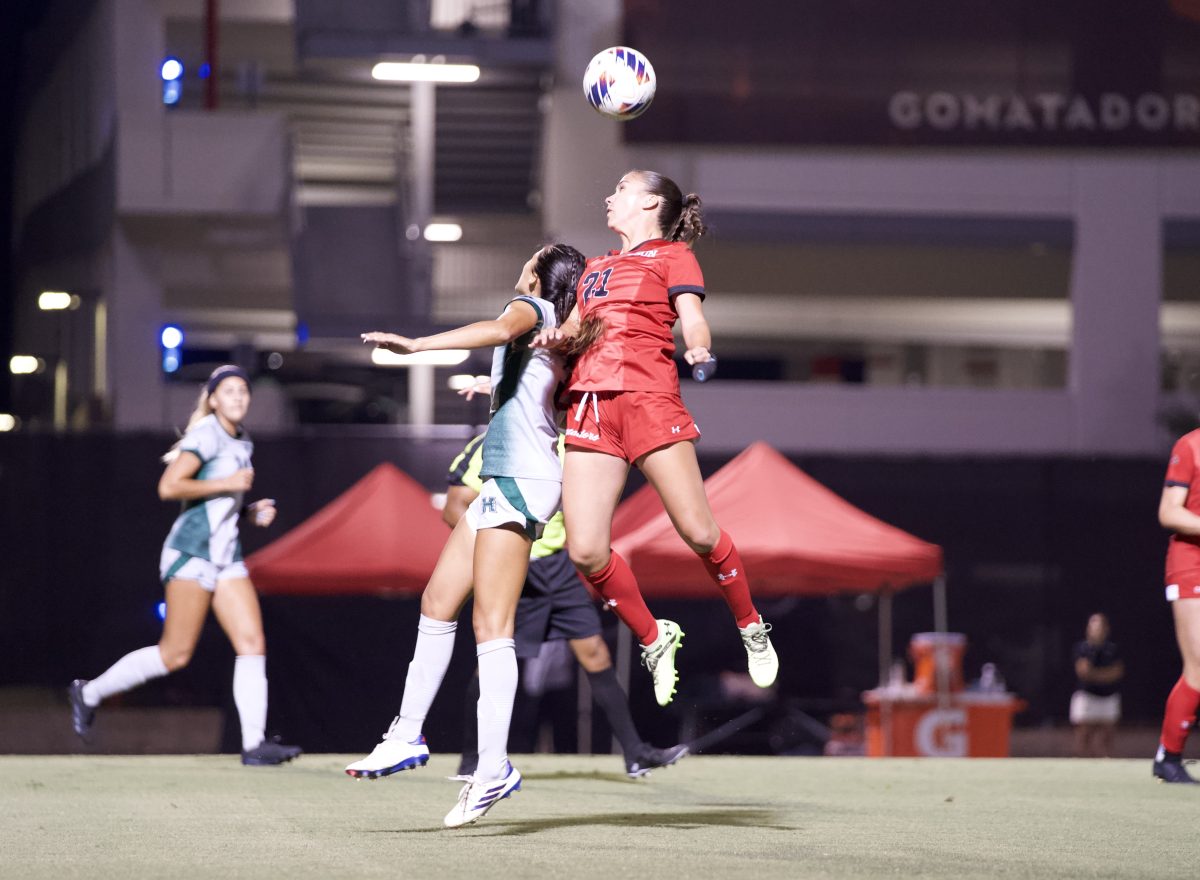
[915,708,967,757]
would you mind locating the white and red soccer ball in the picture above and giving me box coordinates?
[582,46,656,121]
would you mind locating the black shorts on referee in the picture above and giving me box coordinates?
[514,549,602,659]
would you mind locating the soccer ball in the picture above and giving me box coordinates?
[582,46,656,121]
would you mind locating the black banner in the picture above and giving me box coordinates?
[622,0,1200,147]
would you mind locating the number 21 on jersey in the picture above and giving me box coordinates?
[581,268,613,303]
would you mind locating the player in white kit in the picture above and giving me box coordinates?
[347,244,586,828]
[68,365,301,765]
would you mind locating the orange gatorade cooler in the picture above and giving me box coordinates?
[909,632,967,694]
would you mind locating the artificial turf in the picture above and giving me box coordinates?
[1,754,1194,879]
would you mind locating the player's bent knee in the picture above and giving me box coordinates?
[568,546,609,576]
[677,527,718,555]
[159,646,193,671]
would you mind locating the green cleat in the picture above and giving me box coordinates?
[640,619,684,706]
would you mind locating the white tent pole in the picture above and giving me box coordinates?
[878,588,893,687]
[933,574,948,634]
[933,574,950,708]
[879,588,894,757]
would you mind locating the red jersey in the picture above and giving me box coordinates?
[570,239,705,393]
[1165,429,1200,578]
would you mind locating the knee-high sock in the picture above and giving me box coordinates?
[233,655,268,752]
[81,646,169,707]
[1160,676,1200,754]
[585,552,658,646]
[392,615,458,742]
[586,666,644,758]
[701,530,758,629]
[476,638,517,781]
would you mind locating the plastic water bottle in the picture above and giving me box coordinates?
[691,355,717,383]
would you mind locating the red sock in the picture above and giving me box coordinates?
[701,530,759,629]
[1160,676,1200,754]
[586,552,658,646]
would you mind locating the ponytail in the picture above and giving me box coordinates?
[631,169,707,246]
[667,193,706,244]
[162,387,213,463]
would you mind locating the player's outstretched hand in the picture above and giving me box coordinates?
[361,331,420,354]
[531,326,570,350]
[246,498,276,528]
[457,379,492,401]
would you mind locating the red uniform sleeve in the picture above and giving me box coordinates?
[1166,434,1196,488]
[664,244,705,301]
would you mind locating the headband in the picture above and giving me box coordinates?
[205,365,251,396]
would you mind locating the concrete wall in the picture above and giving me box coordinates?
[543,0,1200,456]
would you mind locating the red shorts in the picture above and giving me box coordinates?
[563,390,701,463]
[1165,569,1200,601]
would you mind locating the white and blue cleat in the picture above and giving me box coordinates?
[443,761,522,828]
[345,724,430,779]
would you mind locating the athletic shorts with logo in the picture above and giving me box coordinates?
[465,476,561,540]
[1165,568,1200,602]
[159,547,249,592]
[564,389,700,463]
[513,550,602,659]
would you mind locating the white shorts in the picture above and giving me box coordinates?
[465,477,561,540]
[160,548,249,592]
[1069,690,1121,725]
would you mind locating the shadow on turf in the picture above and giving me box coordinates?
[394,808,794,837]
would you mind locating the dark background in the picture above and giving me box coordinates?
[0,432,1173,754]
[624,0,1200,146]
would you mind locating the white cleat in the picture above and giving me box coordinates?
[739,617,778,688]
[640,619,685,706]
[344,720,429,779]
[443,762,522,828]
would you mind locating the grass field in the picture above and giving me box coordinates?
[1,753,1194,879]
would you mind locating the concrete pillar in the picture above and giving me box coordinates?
[1068,161,1163,454]
[542,0,626,255]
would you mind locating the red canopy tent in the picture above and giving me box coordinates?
[246,462,447,595]
[611,441,943,597]
[610,441,946,686]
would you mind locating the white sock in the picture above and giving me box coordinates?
[475,638,517,781]
[391,615,458,742]
[233,655,268,752]
[82,646,168,707]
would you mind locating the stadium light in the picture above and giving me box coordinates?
[161,57,184,81]
[371,61,480,83]
[9,355,43,375]
[424,223,463,242]
[38,291,79,311]
[0,414,18,432]
[371,348,469,367]
[161,56,184,106]
[160,325,184,350]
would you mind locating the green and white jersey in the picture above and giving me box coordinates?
[450,430,567,558]
[482,295,564,484]
[162,414,253,565]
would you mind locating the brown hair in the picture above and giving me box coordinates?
[631,170,707,245]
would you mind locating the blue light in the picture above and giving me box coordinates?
[296,321,310,346]
[161,325,184,349]
[161,57,184,81]
[162,351,181,373]
[198,62,211,79]
[163,79,182,106]
[156,602,167,621]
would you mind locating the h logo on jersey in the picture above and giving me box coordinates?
[671,425,681,434]
[481,497,497,514]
